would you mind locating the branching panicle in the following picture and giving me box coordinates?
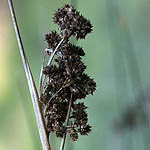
[40,4,96,144]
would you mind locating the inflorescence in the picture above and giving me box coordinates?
[40,4,96,141]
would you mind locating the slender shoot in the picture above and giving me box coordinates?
[60,93,73,150]
[8,0,50,149]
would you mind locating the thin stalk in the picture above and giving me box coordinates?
[8,0,50,149]
[39,53,46,96]
[48,87,63,103]
[60,93,73,150]
[39,38,64,95]
[48,38,64,65]
[44,87,63,115]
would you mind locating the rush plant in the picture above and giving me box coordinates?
[8,1,96,149]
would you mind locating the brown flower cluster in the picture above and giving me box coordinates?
[53,4,92,39]
[45,30,61,50]
[40,4,96,141]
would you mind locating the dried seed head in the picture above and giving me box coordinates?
[53,4,93,39]
[45,30,61,49]
[41,4,96,142]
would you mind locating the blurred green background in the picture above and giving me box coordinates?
[1,0,150,150]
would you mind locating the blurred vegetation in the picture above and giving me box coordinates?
[1,0,150,150]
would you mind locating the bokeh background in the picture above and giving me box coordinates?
[1,0,150,150]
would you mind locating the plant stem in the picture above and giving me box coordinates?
[39,53,46,96]
[60,93,73,150]
[8,0,50,149]
[39,38,64,95]
[48,38,64,65]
